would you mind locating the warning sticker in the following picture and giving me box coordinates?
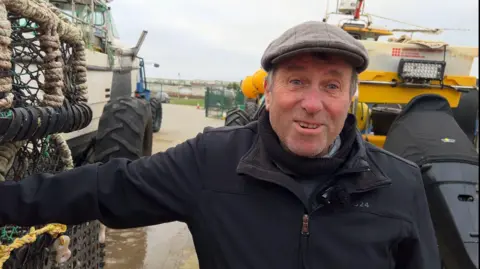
[391,48,425,58]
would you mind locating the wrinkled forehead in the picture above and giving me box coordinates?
[277,52,353,71]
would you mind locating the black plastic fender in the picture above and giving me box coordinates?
[421,162,478,269]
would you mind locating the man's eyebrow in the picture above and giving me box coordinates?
[324,69,344,78]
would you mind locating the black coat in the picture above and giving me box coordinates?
[0,121,440,269]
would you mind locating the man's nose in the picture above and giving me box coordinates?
[300,88,324,114]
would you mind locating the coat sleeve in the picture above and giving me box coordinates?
[395,167,441,269]
[0,133,205,229]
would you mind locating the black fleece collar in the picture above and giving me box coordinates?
[257,111,358,177]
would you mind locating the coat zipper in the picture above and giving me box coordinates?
[302,214,310,236]
[299,168,369,269]
[300,213,310,269]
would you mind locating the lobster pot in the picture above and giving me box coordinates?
[1,222,105,269]
[384,94,478,269]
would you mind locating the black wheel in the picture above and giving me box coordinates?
[225,108,251,127]
[94,96,153,163]
[251,101,266,121]
[150,97,163,133]
[75,137,96,166]
[244,98,258,119]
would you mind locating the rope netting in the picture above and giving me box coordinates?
[0,0,88,111]
[0,0,102,268]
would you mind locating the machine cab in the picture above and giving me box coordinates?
[50,0,121,53]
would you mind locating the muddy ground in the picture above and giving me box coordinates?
[103,104,224,269]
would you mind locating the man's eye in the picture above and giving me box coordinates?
[327,83,340,90]
[290,79,302,85]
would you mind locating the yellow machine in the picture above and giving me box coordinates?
[252,69,267,95]
[328,5,479,267]
[331,5,479,269]
[240,76,257,99]
[238,68,268,118]
[323,0,478,148]
[241,69,267,101]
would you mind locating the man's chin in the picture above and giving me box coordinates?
[285,142,328,158]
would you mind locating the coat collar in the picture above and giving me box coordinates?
[236,118,392,197]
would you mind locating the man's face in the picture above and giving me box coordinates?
[264,53,355,158]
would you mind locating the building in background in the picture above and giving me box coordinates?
[146,78,238,98]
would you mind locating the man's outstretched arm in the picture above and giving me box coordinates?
[0,133,205,229]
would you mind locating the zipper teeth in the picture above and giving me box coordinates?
[300,213,310,269]
[302,214,309,235]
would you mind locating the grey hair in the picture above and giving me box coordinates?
[265,67,358,96]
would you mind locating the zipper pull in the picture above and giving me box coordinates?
[301,214,310,236]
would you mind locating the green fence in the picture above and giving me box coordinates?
[205,87,244,118]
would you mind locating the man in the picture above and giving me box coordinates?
[0,21,440,268]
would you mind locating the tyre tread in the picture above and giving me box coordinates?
[94,96,152,163]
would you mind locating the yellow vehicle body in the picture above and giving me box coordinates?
[355,71,477,148]
[357,71,476,108]
[252,69,267,95]
[348,29,478,149]
[348,101,369,132]
[241,69,268,100]
[240,76,258,99]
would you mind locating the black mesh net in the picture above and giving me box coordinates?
[0,137,105,269]
[9,15,45,108]
[1,222,105,269]
[60,41,81,104]
[0,10,104,269]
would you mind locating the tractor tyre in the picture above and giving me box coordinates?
[244,98,258,120]
[251,101,266,121]
[225,108,251,127]
[150,97,163,133]
[94,96,153,164]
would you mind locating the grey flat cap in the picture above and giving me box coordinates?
[261,21,369,73]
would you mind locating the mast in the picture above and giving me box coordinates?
[353,0,364,20]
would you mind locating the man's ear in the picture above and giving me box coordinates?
[264,80,271,111]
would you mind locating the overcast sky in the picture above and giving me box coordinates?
[108,0,478,81]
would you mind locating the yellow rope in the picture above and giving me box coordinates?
[0,223,67,267]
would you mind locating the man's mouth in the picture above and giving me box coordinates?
[297,121,320,129]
